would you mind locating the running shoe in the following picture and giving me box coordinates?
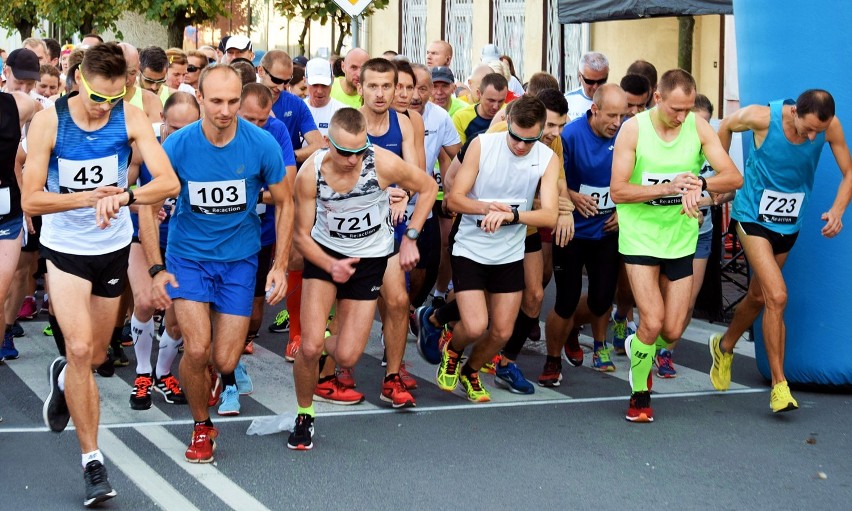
[43,356,70,432]
[655,349,677,378]
[120,321,133,347]
[563,328,583,367]
[130,373,153,410]
[217,385,240,416]
[17,296,36,321]
[336,367,356,388]
[1,331,19,360]
[438,327,453,355]
[96,350,115,378]
[626,391,654,422]
[495,362,535,394]
[235,360,253,395]
[436,346,462,391]
[185,424,218,463]
[479,354,500,375]
[110,341,129,367]
[708,334,733,391]
[538,358,563,387]
[611,317,629,355]
[42,324,53,336]
[11,321,24,338]
[592,345,616,372]
[380,374,416,408]
[267,309,290,333]
[243,334,255,355]
[207,365,222,407]
[40,295,49,315]
[408,310,419,338]
[431,295,446,309]
[399,361,417,389]
[82,460,117,507]
[415,306,441,364]
[285,335,301,363]
[314,376,365,405]
[460,372,491,402]
[527,321,542,342]
[769,381,799,413]
[154,373,187,404]
[287,414,314,450]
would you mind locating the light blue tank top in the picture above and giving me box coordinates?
[732,99,826,234]
[42,95,132,255]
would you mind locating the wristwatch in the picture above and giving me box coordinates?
[148,264,167,278]
[404,228,420,240]
[511,205,520,224]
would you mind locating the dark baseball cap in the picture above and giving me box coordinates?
[6,48,40,81]
[431,66,454,84]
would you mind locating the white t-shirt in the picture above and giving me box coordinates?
[304,97,346,143]
[508,75,525,97]
[564,87,592,121]
[178,83,196,95]
[422,102,461,175]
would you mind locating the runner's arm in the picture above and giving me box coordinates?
[697,116,743,194]
[295,129,322,163]
[293,156,338,273]
[718,105,769,152]
[125,106,180,205]
[821,117,852,237]
[375,147,437,234]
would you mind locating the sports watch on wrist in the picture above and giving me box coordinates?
[404,228,420,240]
[148,264,167,278]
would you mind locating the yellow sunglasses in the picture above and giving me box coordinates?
[79,72,127,104]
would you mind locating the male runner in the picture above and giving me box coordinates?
[610,69,741,422]
[437,95,559,402]
[710,89,852,412]
[146,65,293,462]
[331,48,369,108]
[24,42,179,506]
[288,107,436,449]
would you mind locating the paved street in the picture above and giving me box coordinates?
[2,301,851,510]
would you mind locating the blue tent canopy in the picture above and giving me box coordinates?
[558,0,732,24]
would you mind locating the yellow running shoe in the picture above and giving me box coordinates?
[770,381,799,413]
[460,372,491,403]
[709,334,733,391]
[436,346,462,391]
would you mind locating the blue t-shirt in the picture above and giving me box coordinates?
[271,90,318,154]
[563,111,618,240]
[135,161,174,250]
[164,118,286,261]
[259,117,298,246]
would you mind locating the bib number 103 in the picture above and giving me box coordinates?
[188,179,247,214]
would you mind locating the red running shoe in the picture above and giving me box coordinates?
[625,391,654,423]
[185,424,218,463]
[336,367,356,388]
[207,365,222,408]
[380,374,416,408]
[284,335,300,363]
[398,361,417,389]
[314,376,365,405]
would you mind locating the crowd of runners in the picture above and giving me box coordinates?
[1,33,850,507]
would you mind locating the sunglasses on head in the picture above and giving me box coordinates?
[327,134,371,157]
[580,74,608,86]
[506,119,543,145]
[80,72,126,104]
[263,66,291,86]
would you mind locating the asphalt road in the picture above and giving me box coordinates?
[2,294,851,510]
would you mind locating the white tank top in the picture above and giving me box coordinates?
[310,148,394,258]
[452,132,551,264]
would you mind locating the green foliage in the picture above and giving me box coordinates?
[37,0,128,38]
[0,0,39,39]
[135,0,231,47]
[272,0,389,55]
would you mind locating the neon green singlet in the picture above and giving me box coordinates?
[616,109,704,259]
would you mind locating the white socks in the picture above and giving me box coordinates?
[131,314,155,375]
[156,330,182,378]
[82,449,104,468]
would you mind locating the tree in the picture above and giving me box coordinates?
[38,0,129,38]
[273,0,316,56]
[273,0,389,56]
[135,0,231,48]
[677,16,695,74]
[320,1,390,55]
[0,0,39,40]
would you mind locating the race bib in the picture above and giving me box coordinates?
[579,184,615,215]
[642,172,683,206]
[328,203,382,239]
[758,190,804,224]
[0,187,9,215]
[188,179,247,214]
[57,154,119,193]
[402,202,416,226]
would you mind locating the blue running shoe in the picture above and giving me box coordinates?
[611,317,628,355]
[235,361,253,395]
[217,385,240,416]
[655,349,677,378]
[494,362,535,394]
[1,331,19,360]
[416,306,441,364]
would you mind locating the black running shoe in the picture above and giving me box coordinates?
[43,357,70,432]
[10,321,24,338]
[130,374,153,410]
[83,460,117,507]
[287,413,314,450]
[111,341,129,367]
[96,350,115,378]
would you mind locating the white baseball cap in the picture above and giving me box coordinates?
[305,58,333,86]
[225,35,252,52]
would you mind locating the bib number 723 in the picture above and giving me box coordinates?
[758,190,804,224]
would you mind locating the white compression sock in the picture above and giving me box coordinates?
[82,449,104,467]
[156,331,182,378]
[131,314,155,375]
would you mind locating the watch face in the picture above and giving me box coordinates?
[406,228,418,239]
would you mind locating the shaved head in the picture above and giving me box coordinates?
[593,83,627,110]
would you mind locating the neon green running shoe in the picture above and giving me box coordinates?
[43,324,53,336]
[770,381,799,413]
[267,309,290,333]
[436,346,462,391]
[709,334,733,391]
[460,372,491,403]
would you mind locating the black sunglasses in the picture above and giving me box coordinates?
[207,57,217,64]
[263,66,291,86]
[141,73,167,85]
[580,74,608,86]
[506,120,543,145]
[187,65,200,72]
[328,134,371,157]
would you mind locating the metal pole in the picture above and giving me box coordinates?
[352,15,360,49]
